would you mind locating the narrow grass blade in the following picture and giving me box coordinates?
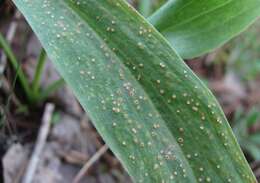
[0,33,32,100]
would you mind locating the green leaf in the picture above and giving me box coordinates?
[0,33,32,101]
[138,0,152,17]
[250,134,260,146]
[13,0,256,182]
[148,0,260,59]
[240,139,260,160]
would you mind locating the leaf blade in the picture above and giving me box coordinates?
[148,0,260,58]
[13,0,256,182]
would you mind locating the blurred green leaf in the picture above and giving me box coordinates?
[148,0,260,59]
[250,134,260,146]
[245,142,260,160]
[226,20,260,81]
[138,0,152,17]
[233,107,260,160]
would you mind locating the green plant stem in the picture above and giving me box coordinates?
[38,79,65,101]
[0,33,32,101]
[32,48,46,97]
[138,0,152,17]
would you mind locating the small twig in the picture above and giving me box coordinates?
[1,76,21,106]
[73,145,109,183]
[22,103,55,183]
[1,61,23,135]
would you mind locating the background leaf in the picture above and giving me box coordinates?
[13,0,256,182]
[148,0,260,59]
